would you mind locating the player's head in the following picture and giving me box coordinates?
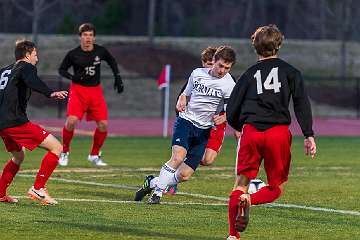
[251,24,284,58]
[79,23,96,49]
[15,39,38,65]
[201,46,217,68]
[211,46,236,78]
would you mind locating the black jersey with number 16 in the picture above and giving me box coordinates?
[0,62,53,130]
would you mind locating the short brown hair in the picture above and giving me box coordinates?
[15,39,36,61]
[213,46,236,64]
[251,24,284,57]
[201,46,217,63]
[79,23,96,36]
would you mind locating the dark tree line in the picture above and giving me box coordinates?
[0,0,358,41]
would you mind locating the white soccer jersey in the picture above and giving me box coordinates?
[179,68,235,129]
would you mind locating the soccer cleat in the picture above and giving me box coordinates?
[164,184,178,195]
[27,186,58,205]
[59,152,69,166]
[0,195,18,203]
[147,193,161,204]
[88,152,107,166]
[226,236,239,240]
[134,175,155,201]
[235,194,251,232]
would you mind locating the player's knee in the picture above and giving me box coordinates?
[50,141,63,156]
[66,118,78,130]
[202,155,216,166]
[97,121,108,132]
[12,150,25,165]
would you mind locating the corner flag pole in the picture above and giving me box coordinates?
[163,64,171,137]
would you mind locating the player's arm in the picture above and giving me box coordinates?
[290,70,316,158]
[23,64,67,99]
[176,72,194,112]
[226,74,249,131]
[103,48,123,94]
[58,52,75,80]
[175,81,189,114]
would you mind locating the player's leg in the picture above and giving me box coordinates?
[147,145,187,204]
[60,115,79,166]
[88,120,108,166]
[146,118,192,204]
[87,86,109,166]
[0,136,24,203]
[28,134,62,205]
[250,125,291,205]
[200,123,226,166]
[60,84,85,166]
[201,148,218,166]
[227,125,262,238]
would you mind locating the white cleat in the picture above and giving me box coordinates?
[27,186,58,205]
[59,152,69,166]
[226,236,239,240]
[88,152,108,166]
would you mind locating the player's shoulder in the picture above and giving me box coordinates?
[67,46,82,55]
[94,44,107,52]
[0,63,14,72]
[18,61,36,73]
[192,67,209,77]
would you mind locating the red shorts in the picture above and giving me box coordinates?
[0,122,50,152]
[206,122,226,152]
[236,124,292,187]
[67,83,108,121]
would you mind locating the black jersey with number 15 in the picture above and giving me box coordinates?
[227,58,314,137]
[58,44,120,86]
[0,62,53,130]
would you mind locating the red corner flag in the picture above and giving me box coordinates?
[157,66,169,89]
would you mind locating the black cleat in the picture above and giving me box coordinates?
[235,194,250,232]
[134,175,155,201]
[147,193,161,204]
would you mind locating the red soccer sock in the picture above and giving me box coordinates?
[250,185,281,205]
[0,160,20,197]
[34,152,59,190]
[62,127,74,153]
[90,128,107,155]
[228,189,244,238]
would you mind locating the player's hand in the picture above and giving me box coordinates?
[114,75,124,94]
[176,94,187,112]
[234,130,242,139]
[50,91,68,100]
[213,114,226,125]
[304,136,316,158]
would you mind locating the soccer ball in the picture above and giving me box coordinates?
[248,179,266,194]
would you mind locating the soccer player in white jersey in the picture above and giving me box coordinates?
[134,46,236,204]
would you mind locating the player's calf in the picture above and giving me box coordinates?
[235,193,251,232]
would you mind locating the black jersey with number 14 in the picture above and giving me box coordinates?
[227,58,314,137]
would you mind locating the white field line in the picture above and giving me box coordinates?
[19,166,234,174]
[17,174,360,216]
[13,196,226,206]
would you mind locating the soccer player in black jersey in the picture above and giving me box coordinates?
[0,40,67,205]
[225,25,317,239]
[58,23,124,167]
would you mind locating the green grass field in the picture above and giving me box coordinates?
[0,136,359,239]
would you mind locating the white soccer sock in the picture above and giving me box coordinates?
[150,177,159,189]
[154,164,179,196]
